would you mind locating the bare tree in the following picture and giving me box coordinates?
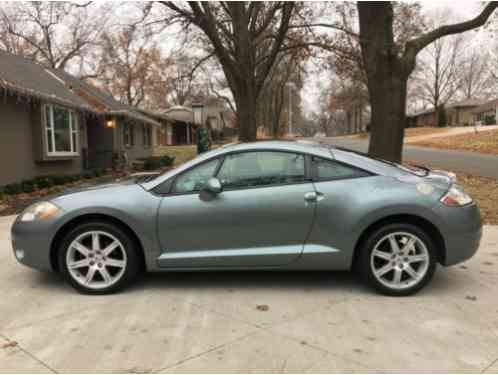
[93,24,172,109]
[459,47,493,100]
[411,32,465,112]
[357,1,497,162]
[158,2,296,142]
[258,49,307,137]
[165,54,205,106]
[0,2,108,71]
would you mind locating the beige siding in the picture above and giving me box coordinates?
[0,96,87,186]
[115,119,154,162]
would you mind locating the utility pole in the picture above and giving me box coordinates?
[286,82,295,136]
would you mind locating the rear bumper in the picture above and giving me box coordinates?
[433,202,482,266]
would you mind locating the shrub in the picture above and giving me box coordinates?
[484,115,496,125]
[33,176,54,189]
[159,155,175,166]
[140,155,175,171]
[93,168,106,177]
[437,106,447,128]
[21,180,36,193]
[3,182,23,195]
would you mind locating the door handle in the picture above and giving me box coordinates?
[304,191,317,202]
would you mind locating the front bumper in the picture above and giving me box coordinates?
[433,202,482,266]
[10,216,58,272]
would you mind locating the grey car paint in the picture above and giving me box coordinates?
[11,140,482,274]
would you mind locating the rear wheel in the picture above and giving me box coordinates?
[58,221,140,294]
[358,223,437,296]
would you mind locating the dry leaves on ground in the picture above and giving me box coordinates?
[414,129,498,155]
[456,173,498,225]
[356,127,449,139]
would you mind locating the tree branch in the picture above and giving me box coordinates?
[404,2,497,63]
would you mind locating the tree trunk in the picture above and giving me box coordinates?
[235,85,258,142]
[358,2,409,163]
[367,71,408,162]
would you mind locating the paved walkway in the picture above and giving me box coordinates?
[1,215,498,372]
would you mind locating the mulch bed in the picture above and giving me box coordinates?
[0,173,127,216]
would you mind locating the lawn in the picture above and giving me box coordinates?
[413,129,498,155]
[154,145,197,165]
[405,160,498,225]
[357,127,449,139]
[456,173,498,225]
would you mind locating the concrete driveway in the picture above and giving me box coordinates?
[1,214,498,373]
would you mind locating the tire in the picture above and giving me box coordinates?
[358,223,437,296]
[58,221,141,295]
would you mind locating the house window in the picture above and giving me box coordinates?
[123,122,134,147]
[44,104,78,156]
[142,124,152,147]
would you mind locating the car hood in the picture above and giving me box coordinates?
[47,177,139,201]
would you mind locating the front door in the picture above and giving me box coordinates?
[156,151,316,268]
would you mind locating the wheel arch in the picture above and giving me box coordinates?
[50,213,146,272]
[352,214,446,268]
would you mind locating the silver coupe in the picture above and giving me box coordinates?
[11,140,481,296]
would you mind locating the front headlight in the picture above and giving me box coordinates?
[440,185,473,206]
[20,201,60,222]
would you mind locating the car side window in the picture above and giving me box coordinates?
[313,157,370,180]
[172,158,219,193]
[217,151,305,189]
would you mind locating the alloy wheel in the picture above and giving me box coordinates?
[66,230,127,290]
[370,231,430,290]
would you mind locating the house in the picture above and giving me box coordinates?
[445,99,484,127]
[48,69,161,169]
[472,99,498,125]
[0,50,159,186]
[406,108,437,128]
[406,99,484,128]
[141,106,198,147]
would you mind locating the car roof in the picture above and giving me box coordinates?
[218,139,334,155]
[142,140,335,191]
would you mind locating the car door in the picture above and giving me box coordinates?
[304,156,375,268]
[156,150,316,268]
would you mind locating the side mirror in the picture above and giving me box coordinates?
[199,177,222,201]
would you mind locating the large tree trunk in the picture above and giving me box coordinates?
[367,70,408,162]
[235,84,258,142]
[358,2,409,163]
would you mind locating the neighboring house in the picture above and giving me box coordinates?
[446,99,484,127]
[472,99,498,125]
[406,108,437,128]
[192,97,227,132]
[0,51,159,186]
[146,106,197,147]
[406,98,484,128]
[49,69,160,169]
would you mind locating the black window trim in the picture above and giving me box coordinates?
[310,155,375,182]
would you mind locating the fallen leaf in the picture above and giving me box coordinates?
[465,295,477,301]
[256,304,269,311]
[1,341,17,349]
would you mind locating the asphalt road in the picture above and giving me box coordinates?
[316,137,498,179]
[2,213,498,372]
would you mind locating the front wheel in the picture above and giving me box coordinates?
[58,221,140,294]
[358,223,437,296]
